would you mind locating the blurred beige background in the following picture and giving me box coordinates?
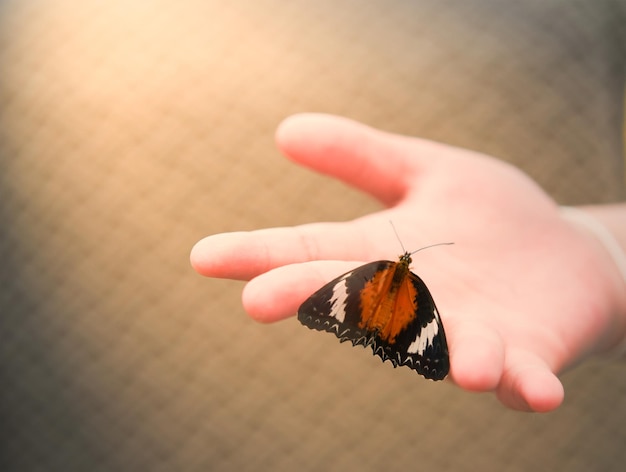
[1,1,625,471]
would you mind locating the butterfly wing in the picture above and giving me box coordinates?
[384,271,449,380]
[298,261,387,347]
[297,261,449,381]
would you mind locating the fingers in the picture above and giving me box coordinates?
[495,349,565,412]
[448,319,504,392]
[236,254,564,412]
[242,260,362,322]
[275,113,418,206]
[190,221,376,280]
[448,319,563,412]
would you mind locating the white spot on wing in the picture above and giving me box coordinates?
[329,273,351,323]
[407,310,439,355]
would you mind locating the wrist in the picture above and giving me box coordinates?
[560,205,626,357]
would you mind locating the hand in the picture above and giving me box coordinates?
[191,113,626,412]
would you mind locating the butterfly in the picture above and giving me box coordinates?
[297,244,451,381]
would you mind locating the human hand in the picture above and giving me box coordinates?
[191,113,626,412]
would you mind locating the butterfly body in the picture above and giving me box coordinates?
[298,252,449,380]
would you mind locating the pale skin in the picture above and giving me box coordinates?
[190,113,626,413]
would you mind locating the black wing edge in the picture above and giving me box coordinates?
[298,313,449,381]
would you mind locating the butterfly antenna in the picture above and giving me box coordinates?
[410,242,454,255]
[390,221,453,254]
[389,220,407,253]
